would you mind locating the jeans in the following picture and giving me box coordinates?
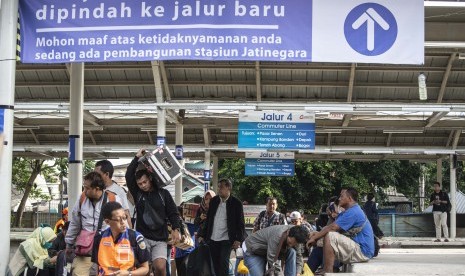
[244,248,296,276]
[307,247,340,272]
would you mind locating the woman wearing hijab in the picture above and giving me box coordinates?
[194,190,216,237]
[8,226,57,276]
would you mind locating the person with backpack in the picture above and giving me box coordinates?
[429,181,450,242]
[252,197,287,233]
[95,160,133,228]
[92,201,150,276]
[125,148,181,276]
[363,193,384,239]
[65,171,123,276]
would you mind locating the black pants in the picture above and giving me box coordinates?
[369,218,384,238]
[175,255,189,276]
[208,240,232,276]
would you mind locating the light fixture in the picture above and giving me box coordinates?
[15,126,40,131]
[362,150,394,154]
[317,129,342,134]
[140,127,176,132]
[383,129,424,134]
[418,73,427,101]
[64,126,104,131]
[221,128,238,133]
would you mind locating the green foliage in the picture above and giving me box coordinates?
[12,157,51,200]
[218,158,422,214]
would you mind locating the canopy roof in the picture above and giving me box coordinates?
[12,2,465,162]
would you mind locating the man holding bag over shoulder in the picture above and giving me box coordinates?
[126,148,181,276]
[65,172,124,276]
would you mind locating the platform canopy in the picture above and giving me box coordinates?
[12,2,465,162]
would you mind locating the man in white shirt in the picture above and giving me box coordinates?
[198,179,246,276]
[95,160,132,228]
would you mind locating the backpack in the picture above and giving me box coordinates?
[445,194,452,213]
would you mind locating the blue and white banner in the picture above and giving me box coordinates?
[19,0,311,63]
[18,0,423,64]
[238,111,315,150]
[245,151,295,176]
[312,0,424,64]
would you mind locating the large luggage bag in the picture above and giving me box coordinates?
[138,144,183,187]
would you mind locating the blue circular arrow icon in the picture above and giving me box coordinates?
[344,3,397,56]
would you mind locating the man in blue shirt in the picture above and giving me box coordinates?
[307,187,374,274]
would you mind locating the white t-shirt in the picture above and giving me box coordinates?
[106,182,129,210]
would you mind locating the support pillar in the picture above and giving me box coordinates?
[68,63,84,210]
[437,158,442,184]
[157,107,166,146]
[0,0,19,272]
[204,150,211,191]
[174,124,184,205]
[212,156,219,194]
[450,154,457,238]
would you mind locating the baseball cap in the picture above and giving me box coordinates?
[289,211,301,220]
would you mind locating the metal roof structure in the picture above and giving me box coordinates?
[11,1,465,162]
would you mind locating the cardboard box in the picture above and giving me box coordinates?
[183,203,200,224]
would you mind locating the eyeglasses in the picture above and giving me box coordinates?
[109,216,127,223]
[290,220,299,224]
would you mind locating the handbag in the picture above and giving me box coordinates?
[264,231,288,276]
[187,243,216,276]
[75,192,108,256]
[168,221,195,250]
[75,229,96,256]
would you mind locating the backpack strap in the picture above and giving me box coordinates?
[78,192,86,209]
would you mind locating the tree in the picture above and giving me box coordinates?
[12,157,96,227]
[12,158,54,227]
[218,158,423,214]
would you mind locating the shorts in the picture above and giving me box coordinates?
[145,239,168,262]
[327,232,369,264]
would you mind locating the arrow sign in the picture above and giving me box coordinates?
[352,8,389,51]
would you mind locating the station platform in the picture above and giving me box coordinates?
[327,248,465,276]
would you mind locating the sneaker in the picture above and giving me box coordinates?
[444,239,449,242]
[434,239,441,242]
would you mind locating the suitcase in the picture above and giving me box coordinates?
[138,144,183,187]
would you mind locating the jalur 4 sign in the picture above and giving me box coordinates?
[238,111,315,150]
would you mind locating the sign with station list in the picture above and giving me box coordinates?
[245,151,295,176]
[238,111,315,150]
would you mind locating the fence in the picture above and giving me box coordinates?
[379,213,465,237]
[11,201,62,228]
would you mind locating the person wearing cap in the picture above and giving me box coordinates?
[54,207,69,234]
[252,197,287,233]
[288,211,315,233]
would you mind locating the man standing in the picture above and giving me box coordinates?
[363,193,384,239]
[253,197,287,233]
[244,225,308,276]
[429,181,450,242]
[126,149,181,276]
[95,160,132,228]
[65,172,123,276]
[198,178,246,276]
[307,188,374,274]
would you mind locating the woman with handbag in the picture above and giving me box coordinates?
[8,226,57,276]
